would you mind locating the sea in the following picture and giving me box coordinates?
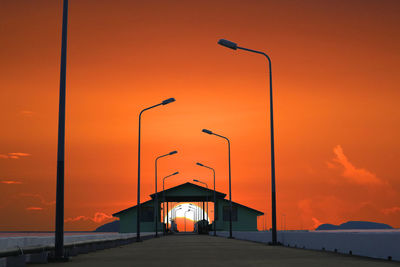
[0,231,118,237]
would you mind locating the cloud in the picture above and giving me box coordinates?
[327,145,382,185]
[0,180,22,184]
[0,153,31,159]
[311,217,322,229]
[8,153,31,158]
[26,207,43,211]
[382,207,400,215]
[65,212,113,224]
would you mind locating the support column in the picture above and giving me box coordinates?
[203,202,205,221]
[166,202,169,233]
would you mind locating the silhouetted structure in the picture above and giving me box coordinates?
[113,182,263,233]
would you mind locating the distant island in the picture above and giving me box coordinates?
[94,220,119,232]
[316,221,393,230]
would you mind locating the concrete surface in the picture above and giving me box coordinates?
[30,235,399,267]
[0,233,145,251]
[214,230,400,261]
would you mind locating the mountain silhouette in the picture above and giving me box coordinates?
[316,221,393,230]
[94,220,119,232]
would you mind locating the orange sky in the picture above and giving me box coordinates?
[1,0,400,231]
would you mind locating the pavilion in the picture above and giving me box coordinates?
[112,182,263,232]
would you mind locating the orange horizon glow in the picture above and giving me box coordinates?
[1,0,400,231]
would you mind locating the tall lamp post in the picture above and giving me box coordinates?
[196,162,217,236]
[217,38,277,245]
[163,171,179,234]
[186,208,195,232]
[55,0,68,260]
[193,179,209,222]
[184,210,189,232]
[174,207,182,220]
[188,203,198,232]
[137,98,175,241]
[154,150,178,237]
[202,129,233,239]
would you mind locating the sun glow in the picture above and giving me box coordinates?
[165,203,209,224]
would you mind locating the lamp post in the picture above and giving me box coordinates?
[202,129,233,238]
[196,162,217,236]
[217,38,277,245]
[174,207,182,220]
[174,204,183,219]
[193,179,209,222]
[172,207,182,232]
[154,151,177,237]
[163,171,179,234]
[55,0,68,260]
[187,208,195,232]
[184,210,189,232]
[137,97,175,241]
[188,204,197,231]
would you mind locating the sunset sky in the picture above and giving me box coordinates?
[1,0,400,231]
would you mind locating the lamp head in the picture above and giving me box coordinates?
[173,171,179,175]
[218,39,238,50]
[169,150,178,155]
[193,179,199,182]
[202,129,213,135]
[162,98,176,105]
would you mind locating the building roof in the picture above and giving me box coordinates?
[112,182,263,217]
[112,199,153,217]
[149,182,226,201]
[219,198,264,215]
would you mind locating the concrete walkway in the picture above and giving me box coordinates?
[31,235,399,267]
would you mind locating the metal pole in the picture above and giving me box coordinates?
[55,0,68,260]
[137,103,162,242]
[163,179,165,235]
[227,138,232,239]
[184,211,187,232]
[154,159,158,237]
[136,98,175,242]
[217,40,278,244]
[161,172,178,235]
[202,131,233,238]
[167,202,169,232]
[236,46,277,245]
[203,201,205,221]
[137,112,142,241]
[213,169,216,236]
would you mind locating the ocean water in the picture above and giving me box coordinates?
[310,229,400,233]
[0,231,118,237]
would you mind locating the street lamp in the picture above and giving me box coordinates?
[196,162,217,236]
[172,207,182,232]
[163,171,179,234]
[186,208,195,232]
[202,129,233,238]
[218,38,278,245]
[188,204,198,227]
[137,97,175,241]
[189,203,199,231]
[174,207,182,220]
[54,0,69,260]
[193,179,209,223]
[154,150,178,237]
[184,210,192,232]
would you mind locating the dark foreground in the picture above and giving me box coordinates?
[31,235,398,267]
